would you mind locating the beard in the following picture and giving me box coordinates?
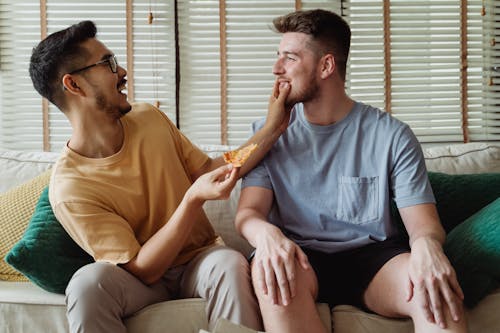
[95,91,131,118]
[285,72,320,107]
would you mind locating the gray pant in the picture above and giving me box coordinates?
[65,245,262,333]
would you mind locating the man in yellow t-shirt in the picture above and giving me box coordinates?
[29,21,291,332]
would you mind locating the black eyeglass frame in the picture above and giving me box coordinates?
[68,55,118,75]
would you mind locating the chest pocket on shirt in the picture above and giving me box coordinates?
[336,176,379,224]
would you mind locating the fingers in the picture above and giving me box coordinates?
[271,79,280,99]
[450,274,464,300]
[275,81,291,103]
[426,278,445,328]
[274,258,292,305]
[415,280,435,324]
[416,276,463,328]
[295,246,310,270]
[260,253,293,306]
[255,261,268,296]
[254,243,301,306]
[263,260,278,305]
[440,280,462,323]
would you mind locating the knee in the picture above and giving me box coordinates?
[250,259,318,306]
[215,248,250,281]
[66,262,122,302]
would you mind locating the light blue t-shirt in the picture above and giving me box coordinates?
[242,102,435,253]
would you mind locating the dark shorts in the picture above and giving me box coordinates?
[302,237,410,310]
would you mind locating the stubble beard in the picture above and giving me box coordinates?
[285,75,320,107]
[95,92,131,118]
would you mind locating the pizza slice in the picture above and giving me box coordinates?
[223,143,258,167]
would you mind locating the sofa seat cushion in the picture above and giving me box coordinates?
[331,288,500,333]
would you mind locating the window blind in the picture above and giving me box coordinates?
[0,1,44,150]
[1,1,498,152]
[0,0,175,151]
[178,0,339,146]
[343,0,500,143]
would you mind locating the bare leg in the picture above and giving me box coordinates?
[251,259,328,333]
[364,253,467,333]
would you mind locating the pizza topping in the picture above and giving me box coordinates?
[223,143,258,167]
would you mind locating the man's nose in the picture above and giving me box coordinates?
[272,58,284,75]
[118,65,127,77]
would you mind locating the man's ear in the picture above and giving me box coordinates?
[319,54,335,79]
[62,74,83,95]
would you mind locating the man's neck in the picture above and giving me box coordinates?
[302,88,354,126]
[67,110,125,159]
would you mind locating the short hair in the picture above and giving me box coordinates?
[273,9,351,81]
[29,21,97,110]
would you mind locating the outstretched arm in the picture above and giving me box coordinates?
[193,80,292,180]
[235,185,310,306]
[122,164,239,284]
[401,203,464,329]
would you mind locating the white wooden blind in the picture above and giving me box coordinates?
[343,0,500,143]
[177,0,339,146]
[0,0,175,151]
[0,1,44,150]
[1,1,498,152]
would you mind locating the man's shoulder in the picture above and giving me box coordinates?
[357,102,409,131]
[127,102,174,127]
[131,102,155,112]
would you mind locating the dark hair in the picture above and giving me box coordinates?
[29,21,97,110]
[273,9,351,81]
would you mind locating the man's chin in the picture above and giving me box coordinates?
[119,103,132,116]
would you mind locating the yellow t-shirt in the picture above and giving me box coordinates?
[49,103,218,267]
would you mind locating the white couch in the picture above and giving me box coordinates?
[1,142,499,333]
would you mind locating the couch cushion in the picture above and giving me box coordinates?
[331,288,500,333]
[424,142,500,174]
[0,151,58,193]
[5,187,93,294]
[0,170,52,282]
[444,198,500,307]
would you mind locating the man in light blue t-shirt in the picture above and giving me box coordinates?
[235,9,467,333]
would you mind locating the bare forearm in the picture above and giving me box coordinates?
[236,207,280,248]
[208,124,283,178]
[400,203,446,247]
[123,194,204,284]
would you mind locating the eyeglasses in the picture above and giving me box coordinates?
[69,55,118,75]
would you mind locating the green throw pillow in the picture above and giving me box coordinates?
[428,172,500,233]
[5,187,93,294]
[392,172,500,233]
[444,198,500,308]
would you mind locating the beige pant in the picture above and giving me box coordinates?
[65,245,262,333]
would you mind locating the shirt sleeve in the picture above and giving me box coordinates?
[54,201,141,265]
[390,125,435,208]
[154,106,210,178]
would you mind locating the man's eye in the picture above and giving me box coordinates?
[286,57,296,61]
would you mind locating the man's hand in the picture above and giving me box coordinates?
[186,164,239,205]
[264,79,292,135]
[253,225,310,306]
[406,237,464,329]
